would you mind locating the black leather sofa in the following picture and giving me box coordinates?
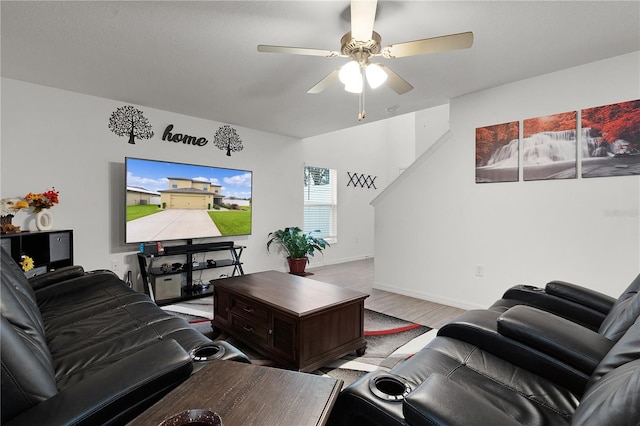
[1,249,249,426]
[329,274,640,425]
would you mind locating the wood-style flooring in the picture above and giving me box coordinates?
[308,258,465,329]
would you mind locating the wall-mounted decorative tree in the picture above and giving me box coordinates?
[108,105,154,144]
[213,125,244,156]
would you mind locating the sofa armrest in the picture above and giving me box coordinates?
[500,284,609,330]
[403,374,522,426]
[545,280,616,314]
[4,339,193,426]
[497,305,614,373]
[28,265,85,291]
[438,309,592,394]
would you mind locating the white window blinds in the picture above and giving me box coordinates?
[303,166,337,240]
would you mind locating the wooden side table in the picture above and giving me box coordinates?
[129,359,342,426]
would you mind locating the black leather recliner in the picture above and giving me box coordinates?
[490,273,640,331]
[433,274,640,395]
[1,248,249,425]
[329,275,640,425]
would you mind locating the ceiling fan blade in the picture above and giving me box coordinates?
[307,68,341,94]
[257,45,341,58]
[377,64,413,94]
[382,31,474,58]
[351,0,377,41]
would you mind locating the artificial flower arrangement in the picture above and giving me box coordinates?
[0,188,60,233]
[25,187,60,213]
[20,255,34,272]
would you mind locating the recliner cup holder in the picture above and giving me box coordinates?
[189,344,226,362]
[369,374,412,401]
[521,285,543,291]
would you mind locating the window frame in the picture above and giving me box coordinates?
[303,165,338,244]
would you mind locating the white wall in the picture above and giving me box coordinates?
[0,78,300,286]
[373,52,640,309]
[0,78,400,288]
[301,112,416,268]
[415,104,450,158]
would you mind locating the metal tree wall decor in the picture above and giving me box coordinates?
[108,105,154,144]
[213,125,244,156]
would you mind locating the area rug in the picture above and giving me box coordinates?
[162,297,214,321]
[163,297,435,387]
[316,311,436,387]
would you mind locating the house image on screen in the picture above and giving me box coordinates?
[158,177,223,210]
[126,186,161,206]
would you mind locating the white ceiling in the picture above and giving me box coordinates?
[1,1,639,139]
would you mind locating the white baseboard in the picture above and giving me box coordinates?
[266,255,373,274]
[255,257,485,311]
[373,281,487,311]
[307,254,374,270]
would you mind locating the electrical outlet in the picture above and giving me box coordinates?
[475,265,484,277]
[111,259,119,271]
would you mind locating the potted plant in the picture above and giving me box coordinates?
[267,226,329,275]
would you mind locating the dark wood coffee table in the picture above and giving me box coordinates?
[211,270,369,372]
[129,359,342,425]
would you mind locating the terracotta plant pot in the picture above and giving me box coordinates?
[287,257,308,275]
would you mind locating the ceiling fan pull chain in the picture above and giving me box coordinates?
[357,83,362,120]
[358,68,366,121]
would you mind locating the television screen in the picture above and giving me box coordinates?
[125,157,252,243]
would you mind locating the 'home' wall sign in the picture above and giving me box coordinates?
[162,124,209,147]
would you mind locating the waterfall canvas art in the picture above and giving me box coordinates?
[475,121,519,183]
[522,111,577,181]
[581,99,640,178]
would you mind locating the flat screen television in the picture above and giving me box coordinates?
[125,157,252,243]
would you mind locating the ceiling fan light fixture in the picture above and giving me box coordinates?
[344,78,363,93]
[365,63,387,89]
[257,0,473,117]
[339,60,361,86]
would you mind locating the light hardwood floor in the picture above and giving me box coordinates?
[308,258,465,328]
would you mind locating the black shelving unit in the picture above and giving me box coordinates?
[137,241,244,306]
[1,230,74,277]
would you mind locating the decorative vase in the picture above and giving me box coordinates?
[287,257,308,275]
[35,210,53,231]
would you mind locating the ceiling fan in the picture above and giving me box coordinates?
[257,0,473,120]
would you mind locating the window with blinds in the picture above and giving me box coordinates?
[303,166,337,241]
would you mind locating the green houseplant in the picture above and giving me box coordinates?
[267,226,329,275]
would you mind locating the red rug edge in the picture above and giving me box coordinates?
[188,318,211,325]
[187,313,424,334]
[364,323,423,336]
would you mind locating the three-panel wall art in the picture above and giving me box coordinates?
[475,99,639,183]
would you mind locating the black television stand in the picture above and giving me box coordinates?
[137,240,244,306]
